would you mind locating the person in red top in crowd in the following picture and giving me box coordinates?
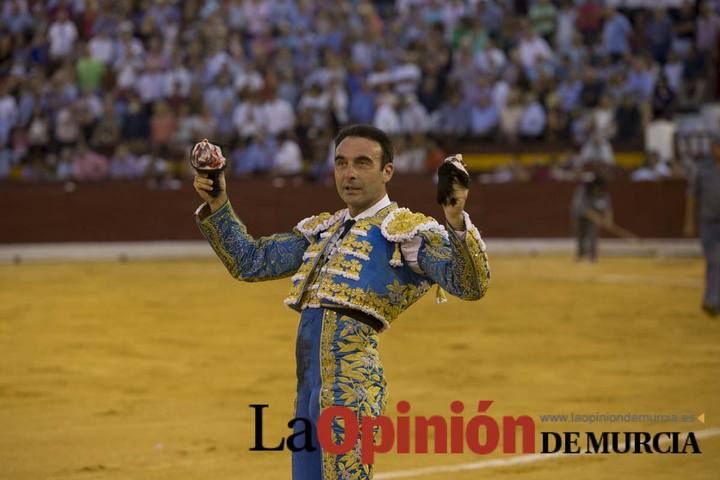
[576,0,604,46]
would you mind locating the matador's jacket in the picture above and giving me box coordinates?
[196,197,490,480]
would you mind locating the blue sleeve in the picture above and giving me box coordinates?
[416,222,490,301]
[196,201,309,282]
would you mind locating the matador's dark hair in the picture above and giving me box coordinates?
[334,124,394,168]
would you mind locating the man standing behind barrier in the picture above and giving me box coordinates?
[571,175,613,262]
[685,135,720,318]
[192,125,490,479]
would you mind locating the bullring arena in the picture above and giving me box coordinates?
[2,0,720,477]
[1,237,718,479]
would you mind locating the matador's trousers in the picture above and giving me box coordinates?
[293,308,387,480]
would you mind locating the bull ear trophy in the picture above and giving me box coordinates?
[190,139,227,198]
[437,154,470,207]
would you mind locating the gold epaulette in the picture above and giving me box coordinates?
[380,208,448,243]
[295,209,346,238]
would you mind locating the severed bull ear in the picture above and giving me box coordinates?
[437,154,469,206]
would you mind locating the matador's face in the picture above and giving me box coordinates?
[334,137,394,217]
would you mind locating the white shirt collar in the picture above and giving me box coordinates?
[344,194,391,221]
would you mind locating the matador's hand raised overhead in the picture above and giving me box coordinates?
[437,154,470,231]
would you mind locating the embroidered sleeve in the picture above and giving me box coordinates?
[417,211,490,300]
[196,201,309,282]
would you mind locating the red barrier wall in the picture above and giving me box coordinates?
[0,177,688,243]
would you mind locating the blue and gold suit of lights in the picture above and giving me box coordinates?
[197,200,490,480]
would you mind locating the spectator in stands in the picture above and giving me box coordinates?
[652,72,676,118]
[576,0,604,46]
[431,88,470,137]
[602,7,632,62]
[631,150,672,181]
[697,1,720,56]
[72,141,109,181]
[398,93,430,135]
[474,38,507,77]
[625,56,657,104]
[204,69,237,119]
[483,154,530,183]
[580,69,604,110]
[0,81,18,148]
[517,25,554,72]
[470,94,499,139]
[273,131,303,176]
[263,88,296,137]
[373,91,401,136]
[120,93,150,146]
[545,95,569,141]
[529,0,557,44]
[110,143,143,180]
[645,113,676,164]
[563,32,589,70]
[91,102,121,155]
[297,80,333,132]
[555,0,577,54]
[54,148,73,181]
[150,101,176,151]
[591,95,616,141]
[55,103,81,151]
[417,74,444,114]
[518,92,546,140]
[76,43,105,93]
[233,132,276,176]
[664,51,684,93]
[137,62,169,106]
[74,91,104,143]
[673,0,696,56]
[48,9,78,63]
[27,108,49,156]
[646,8,674,65]
[28,30,50,69]
[614,95,643,147]
[555,70,582,113]
[0,146,11,179]
[233,88,265,139]
[3,0,33,36]
[500,89,523,143]
[678,46,706,111]
[88,27,115,66]
[348,78,376,125]
[393,135,426,174]
[578,131,615,167]
[208,98,233,146]
[451,15,486,53]
[327,74,349,126]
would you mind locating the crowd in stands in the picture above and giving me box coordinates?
[0,0,718,184]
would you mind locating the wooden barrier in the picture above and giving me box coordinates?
[0,177,688,243]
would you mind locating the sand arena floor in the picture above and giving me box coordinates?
[1,256,718,479]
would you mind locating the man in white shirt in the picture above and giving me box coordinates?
[88,29,116,65]
[262,89,296,136]
[48,9,78,60]
[0,83,18,146]
[518,28,554,71]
